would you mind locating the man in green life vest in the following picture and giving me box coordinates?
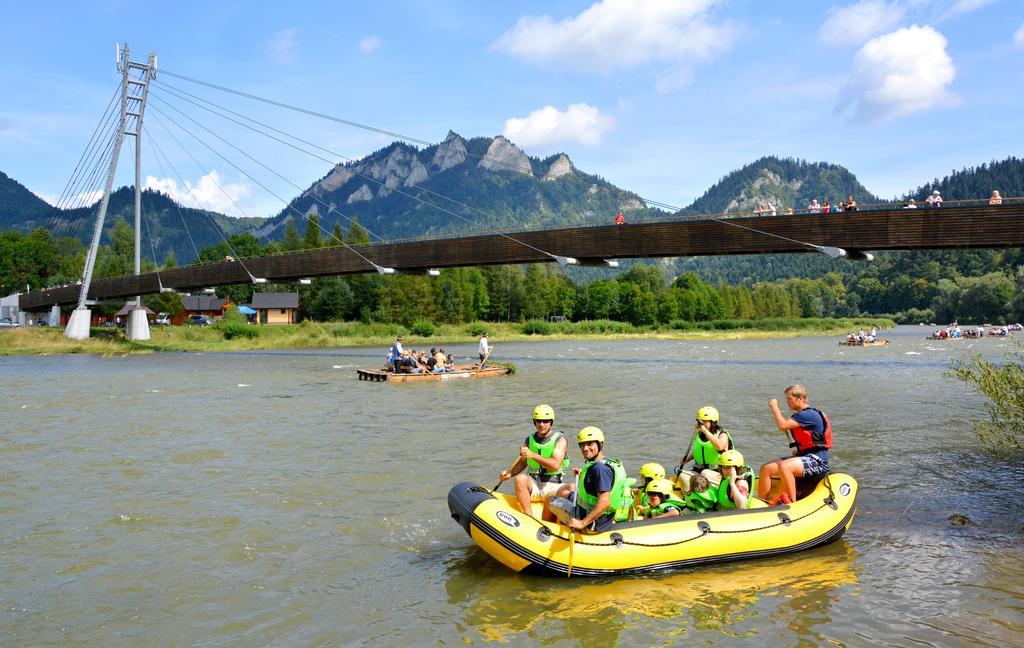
[551,426,630,533]
[498,404,569,520]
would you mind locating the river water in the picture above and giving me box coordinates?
[2,325,1023,646]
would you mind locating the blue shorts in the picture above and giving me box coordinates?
[797,452,830,478]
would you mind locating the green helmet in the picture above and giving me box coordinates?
[639,463,666,481]
[532,404,554,422]
[696,406,720,422]
[576,426,605,444]
[645,478,676,498]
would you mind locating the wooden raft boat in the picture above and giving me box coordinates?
[357,365,510,382]
[838,339,889,346]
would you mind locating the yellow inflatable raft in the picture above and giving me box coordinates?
[448,473,857,577]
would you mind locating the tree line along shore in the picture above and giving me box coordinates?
[0,316,894,356]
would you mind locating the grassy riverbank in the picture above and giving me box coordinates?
[0,317,895,356]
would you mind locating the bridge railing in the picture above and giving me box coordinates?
[39,196,1024,290]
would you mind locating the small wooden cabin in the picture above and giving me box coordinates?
[250,292,299,325]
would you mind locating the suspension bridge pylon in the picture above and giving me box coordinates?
[65,43,157,340]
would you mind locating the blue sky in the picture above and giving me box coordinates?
[1,0,1022,219]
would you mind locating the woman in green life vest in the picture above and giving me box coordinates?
[676,405,734,493]
[644,479,688,518]
[498,404,569,521]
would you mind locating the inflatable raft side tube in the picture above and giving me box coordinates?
[448,479,856,577]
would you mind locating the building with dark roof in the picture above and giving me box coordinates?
[178,295,233,325]
[249,292,299,325]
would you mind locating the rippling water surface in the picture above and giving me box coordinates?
[2,326,1023,646]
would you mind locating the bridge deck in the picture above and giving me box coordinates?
[18,204,1023,309]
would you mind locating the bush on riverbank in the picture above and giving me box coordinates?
[950,350,1024,453]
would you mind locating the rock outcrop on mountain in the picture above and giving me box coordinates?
[431,131,467,172]
[479,136,532,176]
[545,154,574,180]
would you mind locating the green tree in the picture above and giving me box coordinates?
[345,216,371,246]
[950,351,1024,451]
[302,211,323,249]
[308,277,353,321]
[281,216,302,251]
[163,248,177,269]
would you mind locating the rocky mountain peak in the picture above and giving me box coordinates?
[431,130,467,172]
[545,154,575,181]
[479,136,532,176]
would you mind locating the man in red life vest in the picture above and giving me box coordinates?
[614,211,625,225]
[758,384,831,504]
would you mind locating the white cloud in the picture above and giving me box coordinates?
[269,29,298,66]
[492,0,733,75]
[1015,23,1024,48]
[503,103,615,149]
[940,0,997,21]
[359,36,380,53]
[145,171,251,217]
[34,189,102,208]
[840,25,957,123]
[819,1,905,45]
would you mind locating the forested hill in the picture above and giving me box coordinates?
[906,157,1024,203]
[684,156,877,215]
[679,156,1024,289]
[0,171,52,228]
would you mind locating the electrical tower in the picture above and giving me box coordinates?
[65,44,157,340]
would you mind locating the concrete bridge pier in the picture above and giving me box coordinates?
[65,308,91,340]
[126,307,150,341]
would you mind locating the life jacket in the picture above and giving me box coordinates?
[577,458,632,523]
[715,466,754,510]
[691,426,734,468]
[684,487,717,514]
[790,407,832,455]
[646,496,688,518]
[525,431,569,477]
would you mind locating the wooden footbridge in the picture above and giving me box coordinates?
[18,203,1023,310]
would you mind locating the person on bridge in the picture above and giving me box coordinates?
[676,406,732,493]
[390,336,404,372]
[807,199,821,213]
[844,196,857,212]
[478,332,491,367]
[990,190,1003,205]
[758,385,831,505]
[822,200,831,214]
[614,211,625,225]
[498,404,568,519]
[926,190,943,207]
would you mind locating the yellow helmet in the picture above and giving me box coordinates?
[639,463,665,481]
[718,449,744,467]
[696,406,720,422]
[532,404,554,422]
[576,426,605,444]
[645,478,676,498]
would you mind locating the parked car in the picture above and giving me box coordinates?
[154,312,171,326]
[0,317,18,328]
[187,314,212,326]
